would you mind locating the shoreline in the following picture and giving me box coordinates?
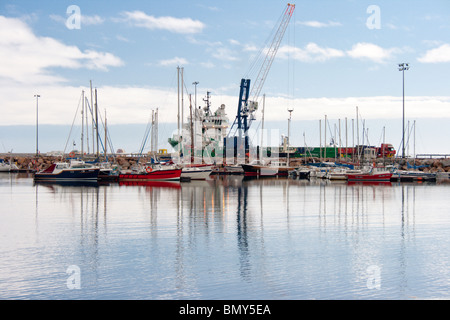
[2,153,450,174]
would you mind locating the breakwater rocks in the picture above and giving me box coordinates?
[0,155,155,172]
[2,155,450,173]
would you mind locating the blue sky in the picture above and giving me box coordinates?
[1,0,450,154]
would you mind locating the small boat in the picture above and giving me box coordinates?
[392,170,437,182]
[119,162,182,181]
[241,160,296,177]
[222,164,244,175]
[290,166,311,179]
[346,167,392,182]
[97,161,120,181]
[34,160,100,181]
[0,158,19,172]
[326,168,364,180]
[181,164,213,180]
[437,172,450,180]
[326,168,348,180]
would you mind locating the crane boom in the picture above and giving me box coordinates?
[249,3,295,103]
[226,3,295,160]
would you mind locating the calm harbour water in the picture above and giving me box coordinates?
[1,172,449,300]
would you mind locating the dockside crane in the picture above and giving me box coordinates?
[226,3,295,160]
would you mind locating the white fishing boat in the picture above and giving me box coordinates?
[181,164,213,180]
[0,158,19,172]
[326,168,348,180]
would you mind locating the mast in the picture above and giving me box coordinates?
[356,106,359,163]
[90,80,94,155]
[95,88,99,160]
[190,94,194,162]
[155,108,158,153]
[81,90,84,156]
[85,95,90,155]
[177,66,180,140]
[181,67,184,141]
[104,109,107,160]
[324,115,327,161]
[319,119,322,162]
[260,94,265,160]
[345,117,348,162]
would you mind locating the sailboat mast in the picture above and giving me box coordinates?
[81,90,84,156]
[104,109,107,160]
[319,119,322,161]
[95,88,99,159]
[324,115,327,161]
[181,67,184,141]
[190,94,194,162]
[177,67,180,139]
[90,80,94,155]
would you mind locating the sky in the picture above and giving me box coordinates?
[1,0,450,154]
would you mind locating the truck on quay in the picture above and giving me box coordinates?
[271,143,396,160]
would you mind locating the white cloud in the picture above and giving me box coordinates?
[81,15,104,25]
[297,20,342,28]
[158,57,189,66]
[49,14,105,26]
[120,11,205,34]
[200,61,215,68]
[418,44,450,63]
[278,43,345,62]
[211,47,239,61]
[0,15,123,85]
[4,78,449,127]
[346,42,400,64]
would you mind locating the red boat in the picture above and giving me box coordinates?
[346,172,392,182]
[119,180,181,188]
[119,168,182,182]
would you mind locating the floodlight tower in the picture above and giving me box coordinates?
[34,94,40,158]
[398,63,409,159]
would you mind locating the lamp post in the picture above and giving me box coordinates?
[34,94,40,158]
[398,63,409,159]
[193,81,199,109]
[287,108,293,165]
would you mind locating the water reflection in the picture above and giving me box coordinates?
[3,173,448,299]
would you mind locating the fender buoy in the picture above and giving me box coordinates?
[146,167,153,173]
[69,152,75,158]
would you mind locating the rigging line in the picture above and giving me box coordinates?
[292,7,296,104]
[244,7,285,80]
[63,91,83,154]
[139,114,153,154]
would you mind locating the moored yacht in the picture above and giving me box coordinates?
[34,160,100,181]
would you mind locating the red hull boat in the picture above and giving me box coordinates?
[119,168,182,181]
[346,172,392,182]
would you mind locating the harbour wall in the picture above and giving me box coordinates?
[2,154,450,173]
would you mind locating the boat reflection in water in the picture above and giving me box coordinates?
[12,174,448,299]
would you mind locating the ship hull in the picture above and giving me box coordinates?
[34,168,100,181]
[119,169,182,181]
